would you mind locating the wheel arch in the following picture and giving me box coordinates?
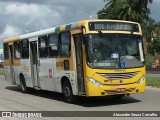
[19,73,25,81]
[61,76,71,89]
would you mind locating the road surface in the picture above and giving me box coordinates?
[0,75,160,120]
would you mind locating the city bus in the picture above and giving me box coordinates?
[3,19,146,103]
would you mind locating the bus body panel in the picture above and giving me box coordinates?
[55,57,78,95]
[39,58,56,91]
[85,79,146,96]
[13,66,21,85]
[4,65,11,83]
[84,66,146,96]
[20,59,34,88]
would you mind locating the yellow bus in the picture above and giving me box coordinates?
[3,19,146,103]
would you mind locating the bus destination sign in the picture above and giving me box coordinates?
[89,22,139,32]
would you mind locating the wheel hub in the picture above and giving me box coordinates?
[64,86,70,97]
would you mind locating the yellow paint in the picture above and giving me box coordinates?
[13,59,20,66]
[70,28,82,34]
[56,58,66,70]
[21,64,30,71]
[8,42,13,45]
[3,37,21,67]
[60,25,66,31]
[3,60,10,66]
[3,36,20,43]
[84,63,146,96]
[75,20,144,97]
[86,79,145,96]
[56,57,74,71]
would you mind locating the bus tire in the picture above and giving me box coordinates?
[20,75,28,93]
[62,80,76,103]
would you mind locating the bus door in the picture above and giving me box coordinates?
[29,40,40,88]
[74,35,85,94]
[9,45,16,84]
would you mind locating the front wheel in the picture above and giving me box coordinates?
[62,80,76,103]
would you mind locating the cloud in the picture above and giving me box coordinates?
[0,24,23,39]
[149,0,160,21]
[3,3,63,29]
[5,3,54,17]
[0,0,104,32]
[0,0,104,48]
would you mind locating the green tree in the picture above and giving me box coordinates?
[98,0,153,23]
[139,0,153,8]
[98,0,124,20]
[118,0,142,22]
[142,17,156,42]
[148,36,160,55]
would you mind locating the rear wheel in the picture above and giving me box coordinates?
[20,75,28,93]
[62,80,76,103]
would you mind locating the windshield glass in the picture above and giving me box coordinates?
[85,33,144,69]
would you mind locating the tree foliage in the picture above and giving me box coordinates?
[98,0,153,23]
[148,36,160,54]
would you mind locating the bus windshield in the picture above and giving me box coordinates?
[85,33,144,69]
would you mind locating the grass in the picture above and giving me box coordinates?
[146,77,160,88]
[0,69,4,75]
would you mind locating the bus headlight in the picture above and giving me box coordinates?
[137,76,146,84]
[87,77,103,87]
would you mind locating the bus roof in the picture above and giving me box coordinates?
[3,36,20,43]
[3,19,140,43]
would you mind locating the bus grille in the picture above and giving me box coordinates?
[99,72,138,80]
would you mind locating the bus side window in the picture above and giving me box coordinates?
[59,31,71,57]
[21,39,29,59]
[38,35,48,58]
[48,34,58,57]
[4,43,9,60]
[14,41,21,59]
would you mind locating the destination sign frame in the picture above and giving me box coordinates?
[89,22,139,32]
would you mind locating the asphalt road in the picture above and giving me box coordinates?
[0,75,160,120]
[146,73,160,77]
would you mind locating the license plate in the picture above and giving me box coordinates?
[116,88,126,92]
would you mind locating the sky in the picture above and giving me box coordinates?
[0,0,160,48]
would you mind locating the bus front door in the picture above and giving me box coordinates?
[30,41,40,88]
[74,35,85,94]
[9,45,16,84]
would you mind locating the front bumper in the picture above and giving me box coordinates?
[86,79,146,96]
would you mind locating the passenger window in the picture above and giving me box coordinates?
[3,43,9,60]
[14,41,21,59]
[59,31,71,57]
[21,39,29,59]
[38,36,48,58]
[48,34,58,57]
